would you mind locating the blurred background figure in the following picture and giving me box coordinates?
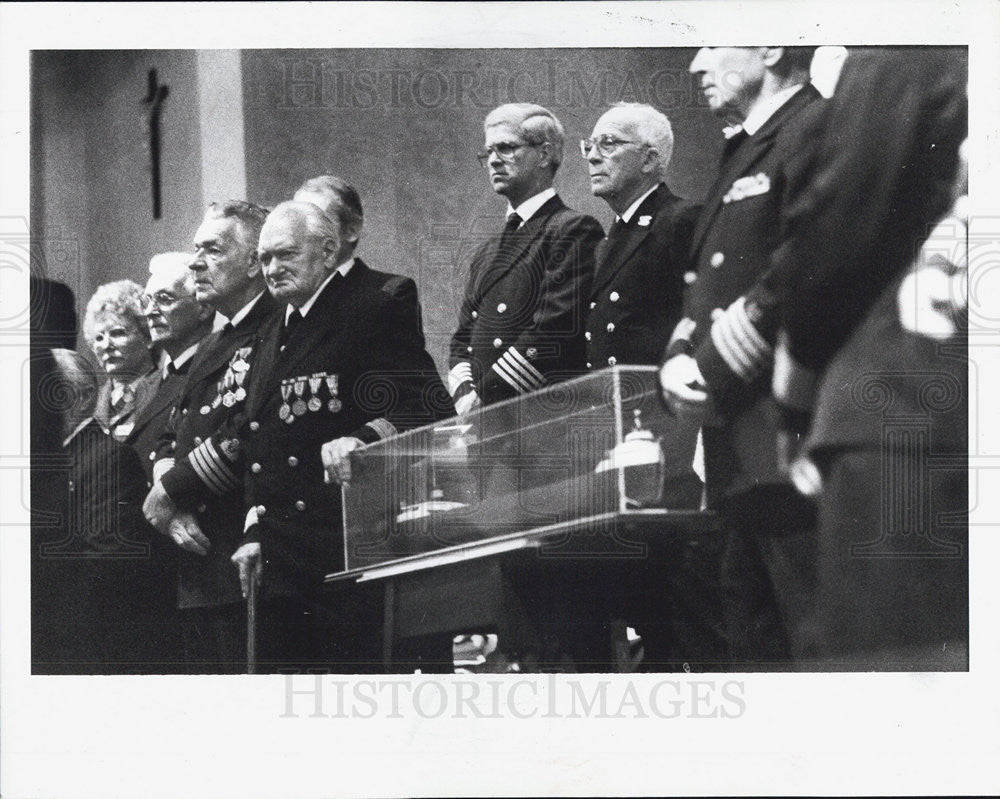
[771,48,968,669]
[32,348,181,674]
[83,279,158,441]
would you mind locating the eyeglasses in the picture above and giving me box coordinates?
[580,136,646,158]
[476,141,534,167]
[139,291,179,311]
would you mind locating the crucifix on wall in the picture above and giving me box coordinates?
[141,69,169,220]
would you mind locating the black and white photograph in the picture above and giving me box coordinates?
[2,2,998,797]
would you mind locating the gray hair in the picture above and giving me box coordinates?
[295,175,364,252]
[82,280,149,348]
[50,347,101,428]
[204,200,269,251]
[484,102,565,173]
[264,201,341,249]
[148,251,197,295]
[611,102,674,180]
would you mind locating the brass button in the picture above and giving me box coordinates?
[607,356,617,366]
[497,303,507,313]
[471,310,478,319]
[585,331,592,341]
[466,346,473,354]
[525,347,537,359]
[193,436,203,446]
[493,338,502,348]
[684,271,697,285]
[249,421,260,432]
[609,291,620,302]
[149,451,156,461]
[710,252,724,268]
[197,503,206,513]
[295,500,306,512]
[589,301,596,310]
[287,456,298,467]
[250,462,261,474]
[606,322,615,333]
[586,362,593,369]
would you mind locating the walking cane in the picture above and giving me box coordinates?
[247,570,260,674]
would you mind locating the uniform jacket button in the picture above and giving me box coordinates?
[250,462,262,473]
[193,436,203,446]
[295,500,306,512]
[589,301,597,310]
[586,362,593,369]
[256,505,266,516]
[493,338,502,348]
[607,356,617,366]
[710,252,725,268]
[606,322,615,333]
[149,451,156,461]
[466,346,473,354]
[525,347,537,359]
[287,456,298,467]
[471,310,478,319]
[249,421,260,432]
[585,331,592,341]
[609,291,620,302]
[197,503,207,513]
[170,442,177,451]
[684,271,698,285]
[497,302,507,313]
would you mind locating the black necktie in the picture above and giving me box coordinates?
[280,309,303,351]
[721,128,749,163]
[606,217,627,246]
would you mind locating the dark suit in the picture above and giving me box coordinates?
[450,194,603,405]
[666,83,824,667]
[156,291,279,672]
[585,184,699,369]
[126,356,197,486]
[771,49,968,669]
[196,260,450,670]
[33,420,181,674]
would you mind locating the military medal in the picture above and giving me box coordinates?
[325,373,341,413]
[234,368,248,402]
[292,378,307,416]
[308,374,323,412]
[235,386,247,402]
[200,404,211,415]
[279,380,293,420]
[222,392,236,408]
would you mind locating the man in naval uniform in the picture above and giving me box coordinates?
[448,102,603,413]
[143,200,279,673]
[220,201,451,672]
[128,251,215,487]
[582,102,700,370]
[659,47,821,669]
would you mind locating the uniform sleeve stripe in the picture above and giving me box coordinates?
[711,317,757,381]
[448,361,474,395]
[491,359,532,394]
[365,417,398,441]
[189,439,239,495]
[152,457,175,484]
[498,354,537,389]
[729,297,772,358]
[506,347,547,387]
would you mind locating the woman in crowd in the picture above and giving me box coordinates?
[82,280,159,441]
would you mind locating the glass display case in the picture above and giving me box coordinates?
[341,366,705,572]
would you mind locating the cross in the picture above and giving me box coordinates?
[142,69,169,220]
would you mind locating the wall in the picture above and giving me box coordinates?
[241,48,722,372]
[31,50,206,342]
